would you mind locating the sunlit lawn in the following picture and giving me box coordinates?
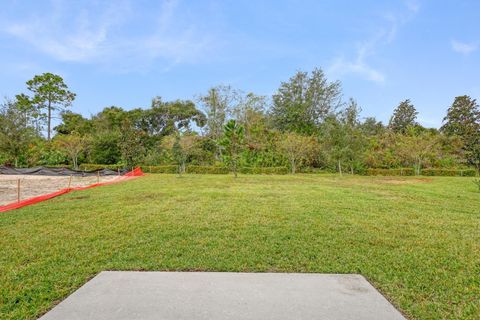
[1,174,479,319]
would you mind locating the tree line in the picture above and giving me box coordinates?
[1,69,479,175]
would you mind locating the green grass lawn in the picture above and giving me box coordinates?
[1,174,479,319]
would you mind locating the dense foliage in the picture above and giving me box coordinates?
[1,70,479,174]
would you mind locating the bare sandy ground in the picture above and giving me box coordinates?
[0,175,118,206]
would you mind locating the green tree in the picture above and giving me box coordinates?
[119,119,145,169]
[319,100,367,175]
[342,98,361,127]
[220,120,245,177]
[388,99,418,134]
[271,68,342,134]
[162,134,199,174]
[54,132,86,169]
[360,117,384,136]
[92,106,129,132]
[37,144,68,166]
[364,131,400,169]
[277,132,318,174]
[55,111,93,135]
[340,99,367,174]
[198,85,239,158]
[232,93,268,131]
[441,95,480,170]
[147,97,206,136]
[14,93,43,134]
[321,116,350,175]
[232,92,270,150]
[172,136,185,174]
[22,73,76,141]
[89,131,121,165]
[396,130,441,175]
[0,99,37,166]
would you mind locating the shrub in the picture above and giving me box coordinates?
[80,164,229,174]
[140,165,178,174]
[88,131,121,165]
[421,169,476,177]
[38,148,68,166]
[142,165,287,174]
[239,167,288,175]
[186,166,229,174]
[366,168,415,176]
[366,168,476,177]
[296,167,331,174]
[79,163,124,171]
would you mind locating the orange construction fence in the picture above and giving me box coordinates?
[0,167,144,213]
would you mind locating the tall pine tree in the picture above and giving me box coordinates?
[441,95,480,170]
[388,99,418,134]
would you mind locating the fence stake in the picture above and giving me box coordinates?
[17,179,21,202]
[68,175,73,188]
[97,171,100,183]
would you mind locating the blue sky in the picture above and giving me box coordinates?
[0,0,479,128]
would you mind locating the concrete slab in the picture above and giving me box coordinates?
[39,272,405,320]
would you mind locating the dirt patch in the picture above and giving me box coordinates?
[375,177,433,185]
[0,175,118,206]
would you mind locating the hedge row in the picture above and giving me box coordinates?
[366,168,415,176]
[239,167,288,174]
[139,165,177,173]
[79,164,124,171]
[80,164,289,174]
[186,166,230,174]
[79,164,477,176]
[420,168,476,177]
[139,165,289,174]
[297,167,331,174]
[366,168,477,176]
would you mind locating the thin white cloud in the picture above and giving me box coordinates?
[451,40,477,55]
[3,1,129,62]
[328,45,385,84]
[327,29,389,84]
[327,1,420,84]
[1,0,216,71]
[140,0,216,68]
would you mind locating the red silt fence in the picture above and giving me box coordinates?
[0,167,144,213]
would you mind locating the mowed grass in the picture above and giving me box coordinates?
[1,174,479,320]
